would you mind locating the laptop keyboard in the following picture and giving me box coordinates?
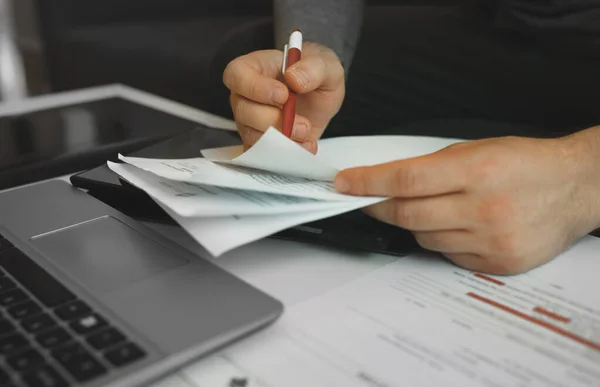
[0,233,147,386]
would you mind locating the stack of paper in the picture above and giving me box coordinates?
[108,127,464,256]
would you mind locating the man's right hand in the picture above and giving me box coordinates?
[223,42,346,153]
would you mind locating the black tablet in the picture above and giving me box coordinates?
[0,96,209,189]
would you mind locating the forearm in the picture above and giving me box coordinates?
[273,0,364,73]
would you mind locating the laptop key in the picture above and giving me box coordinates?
[8,300,42,320]
[104,343,146,367]
[21,364,69,387]
[87,328,125,350]
[52,343,106,382]
[0,277,16,293]
[22,313,57,334]
[54,301,90,321]
[70,314,107,335]
[7,348,44,372]
[51,343,85,364]
[0,333,28,355]
[36,327,72,349]
[0,248,75,308]
[0,289,28,307]
[0,316,16,335]
[0,366,9,384]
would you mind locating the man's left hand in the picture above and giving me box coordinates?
[334,134,600,275]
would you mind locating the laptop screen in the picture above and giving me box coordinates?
[0,98,203,189]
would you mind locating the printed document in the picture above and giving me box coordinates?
[107,162,365,217]
[181,235,600,387]
[111,128,464,256]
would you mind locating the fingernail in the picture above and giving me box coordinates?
[301,141,314,153]
[272,87,287,104]
[290,67,309,88]
[335,176,350,193]
[292,123,309,140]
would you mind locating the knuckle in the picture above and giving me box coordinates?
[348,170,368,195]
[486,233,528,274]
[393,167,420,193]
[317,49,345,86]
[327,54,345,83]
[469,155,502,183]
[486,256,528,275]
[394,202,416,228]
[248,77,260,101]
[232,94,248,121]
[345,167,385,196]
[477,195,515,225]
[222,60,240,90]
[317,56,329,79]
[414,232,436,251]
[238,125,259,146]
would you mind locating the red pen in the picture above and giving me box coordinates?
[281,29,303,138]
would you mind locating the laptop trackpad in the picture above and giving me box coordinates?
[30,216,188,293]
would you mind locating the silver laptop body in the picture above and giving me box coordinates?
[0,180,283,387]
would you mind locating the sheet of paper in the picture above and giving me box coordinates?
[202,129,466,173]
[108,162,358,217]
[201,127,340,181]
[151,195,382,257]
[183,235,600,387]
[118,154,374,202]
[315,134,465,170]
[117,132,469,257]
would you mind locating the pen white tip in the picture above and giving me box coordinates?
[289,30,303,51]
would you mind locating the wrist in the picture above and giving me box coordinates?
[558,125,600,233]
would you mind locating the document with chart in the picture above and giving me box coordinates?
[183,235,600,387]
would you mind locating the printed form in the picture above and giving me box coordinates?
[180,236,600,387]
[110,128,464,256]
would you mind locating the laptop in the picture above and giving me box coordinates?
[0,179,283,387]
[0,91,284,386]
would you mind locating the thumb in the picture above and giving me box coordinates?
[284,54,344,94]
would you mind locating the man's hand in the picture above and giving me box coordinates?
[334,133,600,275]
[223,42,346,153]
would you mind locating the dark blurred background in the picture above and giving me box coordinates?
[7,0,453,120]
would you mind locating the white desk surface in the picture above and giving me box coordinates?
[0,87,401,387]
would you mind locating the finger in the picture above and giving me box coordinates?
[334,151,468,197]
[237,124,318,152]
[237,124,263,150]
[230,94,313,142]
[285,50,344,93]
[413,230,476,254]
[223,52,288,106]
[231,93,280,132]
[441,253,518,275]
[362,194,470,231]
[300,139,318,154]
[441,253,491,272]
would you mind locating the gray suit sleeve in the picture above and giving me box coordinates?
[273,0,364,73]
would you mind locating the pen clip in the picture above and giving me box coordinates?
[282,44,288,75]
